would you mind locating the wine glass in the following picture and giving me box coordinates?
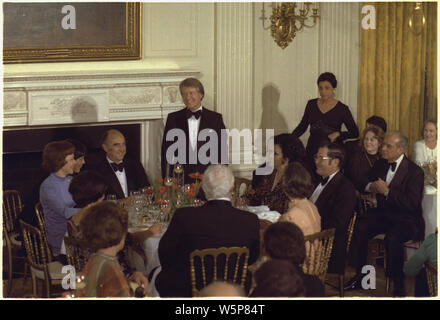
[141,186,154,204]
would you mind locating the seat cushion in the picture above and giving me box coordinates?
[10,232,22,247]
[31,261,65,280]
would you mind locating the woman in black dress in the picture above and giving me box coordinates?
[345,126,384,192]
[292,72,359,170]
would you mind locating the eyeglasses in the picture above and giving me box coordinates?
[314,155,332,161]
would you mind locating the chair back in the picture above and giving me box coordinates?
[346,211,358,254]
[189,246,250,297]
[19,220,52,274]
[425,261,438,297]
[34,202,45,231]
[303,228,336,283]
[3,190,24,234]
[34,202,53,261]
[64,235,91,272]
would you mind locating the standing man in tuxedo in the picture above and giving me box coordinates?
[155,165,260,297]
[161,78,227,183]
[309,142,357,277]
[345,131,425,297]
[86,129,150,199]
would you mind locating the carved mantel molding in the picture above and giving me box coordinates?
[3,70,199,128]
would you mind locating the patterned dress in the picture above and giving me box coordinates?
[78,253,131,298]
[247,170,289,214]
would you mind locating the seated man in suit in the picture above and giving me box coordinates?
[85,129,150,199]
[345,131,425,297]
[161,77,228,184]
[309,142,357,276]
[155,165,260,297]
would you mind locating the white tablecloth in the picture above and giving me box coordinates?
[422,186,437,238]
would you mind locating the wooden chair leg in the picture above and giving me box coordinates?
[339,275,344,297]
[386,277,390,294]
[7,247,13,296]
[31,273,37,297]
[23,261,29,280]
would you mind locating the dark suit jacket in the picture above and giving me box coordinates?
[161,107,227,183]
[314,171,357,274]
[156,200,260,297]
[364,156,425,239]
[85,152,150,199]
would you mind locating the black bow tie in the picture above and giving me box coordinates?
[186,109,202,120]
[388,162,397,172]
[110,162,124,172]
[319,176,329,185]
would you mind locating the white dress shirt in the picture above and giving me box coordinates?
[188,106,203,151]
[107,156,128,197]
[309,170,339,204]
[365,153,405,192]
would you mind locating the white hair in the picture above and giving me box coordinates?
[202,165,234,199]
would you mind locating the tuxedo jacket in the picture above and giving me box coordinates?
[364,156,425,239]
[156,200,260,297]
[314,171,357,274]
[161,107,227,182]
[85,152,150,199]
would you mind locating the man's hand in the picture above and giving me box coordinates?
[371,178,389,196]
[149,223,162,236]
[328,131,340,142]
[128,271,148,296]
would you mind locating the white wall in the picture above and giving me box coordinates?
[253,2,360,147]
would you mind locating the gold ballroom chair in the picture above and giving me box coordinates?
[425,261,438,297]
[64,235,91,273]
[20,220,65,298]
[303,228,335,284]
[34,202,53,262]
[2,190,28,296]
[189,246,250,297]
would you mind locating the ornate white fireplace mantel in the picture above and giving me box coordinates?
[3,70,199,128]
[3,70,200,181]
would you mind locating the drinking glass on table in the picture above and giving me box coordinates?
[141,186,154,205]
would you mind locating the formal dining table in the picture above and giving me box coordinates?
[128,204,280,297]
[422,185,437,238]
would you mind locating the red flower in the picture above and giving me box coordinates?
[188,190,196,198]
[188,172,202,180]
[157,178,164,184]
[158,186,166,194]
[155,198,163,205]
[144,188,153,195]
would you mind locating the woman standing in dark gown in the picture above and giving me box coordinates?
[292,72,359,172]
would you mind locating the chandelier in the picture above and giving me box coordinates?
[269,2,320,49]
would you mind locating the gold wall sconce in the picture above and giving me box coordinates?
[263,2,320,49]
[408,2,426,36]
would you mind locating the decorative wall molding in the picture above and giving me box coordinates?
[145,3,198,57]
[3,70,199,127]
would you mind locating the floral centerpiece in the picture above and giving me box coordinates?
[142,173,204,220]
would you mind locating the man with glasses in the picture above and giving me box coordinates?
[310,142,357,277]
